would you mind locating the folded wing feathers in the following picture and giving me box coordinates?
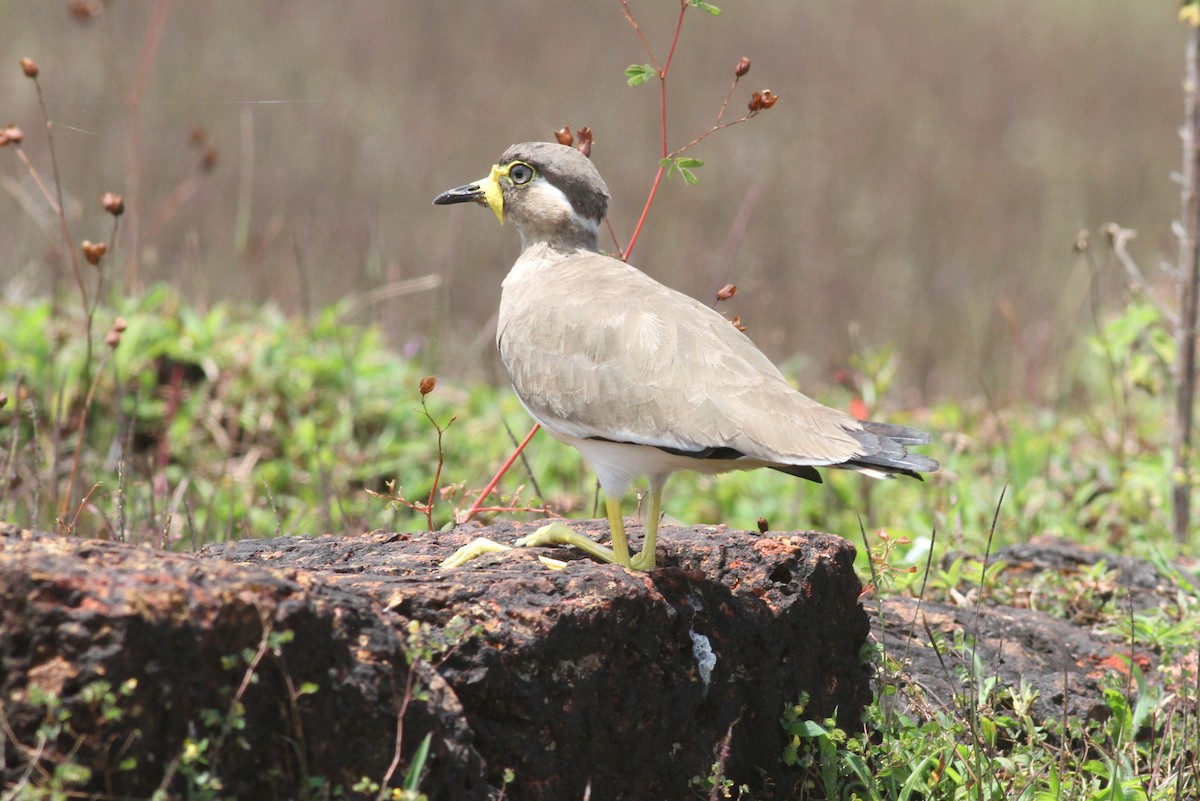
[500,251,939,481]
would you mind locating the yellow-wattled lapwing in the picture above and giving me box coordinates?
[434,142,936,570]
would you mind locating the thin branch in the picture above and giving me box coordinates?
[29,78,86,312]
[462,422,541,522]
[618,0,660,70]
[1103,223,1178,325]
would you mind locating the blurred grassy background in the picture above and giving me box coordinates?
[0,1,1184,404]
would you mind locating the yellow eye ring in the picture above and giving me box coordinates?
[507,162,535,185]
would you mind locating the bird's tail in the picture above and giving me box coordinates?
[842,420,939,480]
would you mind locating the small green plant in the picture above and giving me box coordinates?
[361,616,478,801]
[367,376,457,532]
[687,724,748,800]
[4,677,140,801]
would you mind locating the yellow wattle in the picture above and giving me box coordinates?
[481,164,506,224]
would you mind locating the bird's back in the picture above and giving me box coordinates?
[497,247,873,468]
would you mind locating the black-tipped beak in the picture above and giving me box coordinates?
[433,183,485,206]
[433,166,506,223]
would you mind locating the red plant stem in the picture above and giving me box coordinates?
[657,4,689,155]
[622,1,689,262]
[425,431,443,532]
[623,168,665,262]
[463,423,541,520]
[378,654,419,795]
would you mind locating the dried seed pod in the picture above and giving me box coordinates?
[419,375,437,396]
[748,90,763,112]
[759,89,778,109]
[555,127,574,146]
[102,192,125,216]
[200,146,218,173]
[576,127,593,158]
[20,58,38,78]
[734,57,751,78]
[69,0,103,20]
[82,240,108,266]
[716,283,737,302]
[112,316,128,333]
[2,125,24,145]
[105,329,121,349]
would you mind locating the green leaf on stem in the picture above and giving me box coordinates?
[625,63,657,87]
[660,156,705,185]
[691,0,722,15]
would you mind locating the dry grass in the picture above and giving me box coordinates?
[0,1,1184,401]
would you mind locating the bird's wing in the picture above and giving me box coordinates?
[497,252,868,466]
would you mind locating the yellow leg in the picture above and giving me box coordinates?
[605,496,631,566]
[630,482,663,571]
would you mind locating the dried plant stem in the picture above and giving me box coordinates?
[9,146,60,216]
[23,73,97,387]
[2,375,25,500]
[122,0,173,291]
[28,79,86,313]
[57,347,114,532]
[1173,24,1200,543]
[423,412,449,532]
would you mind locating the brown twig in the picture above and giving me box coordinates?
[57,346,114,533]
[26,76,86,313]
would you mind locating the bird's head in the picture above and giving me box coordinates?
[434,142,610,252]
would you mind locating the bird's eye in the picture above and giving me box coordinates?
[508,163,534,185]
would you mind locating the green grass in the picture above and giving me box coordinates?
[0,283,1182,559]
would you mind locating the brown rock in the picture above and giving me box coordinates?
[870,535,1174,726]
[0,522,871,800]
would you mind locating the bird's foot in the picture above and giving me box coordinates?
[516,521,625,566]
[439,535,569,570]
[629,547,658,571]
[439,537,511,568]
[440,522,654,570]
